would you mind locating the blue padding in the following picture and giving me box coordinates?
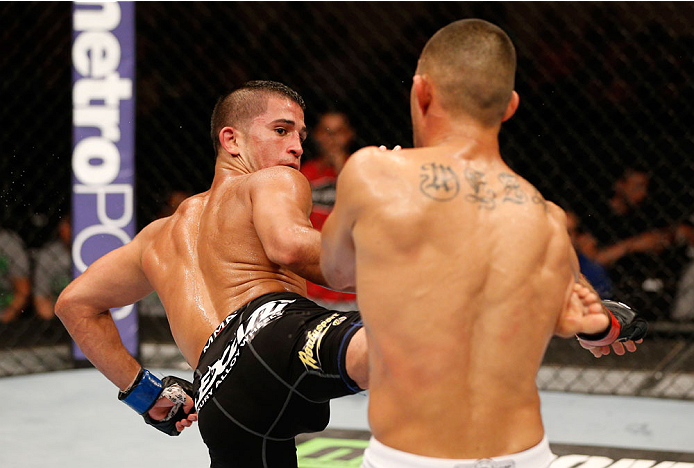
[121,369,162,414]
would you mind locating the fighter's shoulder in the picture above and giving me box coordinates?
[345,146,393,167]
[248,166,311,200]
[250,166,308,185]
[540,198,570,234]
[135,217,168,245]
[515,178,561,217]
[139,195,209,248]
[340,146,400,182]
[543,199,566,220]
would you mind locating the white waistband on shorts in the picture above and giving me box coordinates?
[361,435,554,468]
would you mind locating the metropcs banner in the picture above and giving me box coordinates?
[71,2,137,359]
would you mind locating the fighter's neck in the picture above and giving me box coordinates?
[213,154,254,177]
[420,122,502,158]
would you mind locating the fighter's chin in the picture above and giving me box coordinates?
[283,163,299,170]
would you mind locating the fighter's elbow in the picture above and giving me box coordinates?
[54,287,82,323]
[327,276,355,292]
[321,261,355,292]
[265,226,320,269]
[265,240,305,270]
[54,290,72,321]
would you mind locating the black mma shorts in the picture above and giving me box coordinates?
[193,292,363,468]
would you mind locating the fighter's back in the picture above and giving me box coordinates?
[346,145,574,458]
[138,168,308,367]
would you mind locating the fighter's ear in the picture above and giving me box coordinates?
[220,126,240,156]
[412,74,433,116]
[502,91,520,123]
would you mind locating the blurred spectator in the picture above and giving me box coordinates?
[0,226,31,323]
[589,169,671,264]
[33,215,72,320]
[565,211,612,299]
[671,217,694,321]
[300,111,357,310]
[583,168,674,319]
[672,266,694,321]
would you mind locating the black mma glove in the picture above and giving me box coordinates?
[118,368,196,436]
[577,300,648,347]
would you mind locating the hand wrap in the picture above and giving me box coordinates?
[577,300,648,347]
[118,369,196,436]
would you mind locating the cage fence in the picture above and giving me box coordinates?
[1,1,694,399]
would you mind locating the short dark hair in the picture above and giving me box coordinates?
[210,80,306,154]
[418,19,516,126]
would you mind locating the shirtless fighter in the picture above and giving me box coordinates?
[320,19,646,467]
[56,81,368,468]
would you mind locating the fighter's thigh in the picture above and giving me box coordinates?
[291,309,364,398]
[196,335,293,445]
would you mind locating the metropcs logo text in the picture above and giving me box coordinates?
[72,2,134,320]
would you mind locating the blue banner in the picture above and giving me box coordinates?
[71,2,137,360]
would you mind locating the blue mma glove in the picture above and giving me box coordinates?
[118,368,196,436]
[577,300,648,347]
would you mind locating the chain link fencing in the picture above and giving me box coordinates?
[2,2,694,399]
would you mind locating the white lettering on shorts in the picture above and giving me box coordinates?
[195,299,295,412]
[202,312,238,355]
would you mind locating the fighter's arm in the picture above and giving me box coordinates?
[321,149,372,292]
[251,166,326,286]
[55,226,156,390]
[55,222,197,434]
[554,237,611,339]
[551,204,645,356]
[570,248,646,357]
